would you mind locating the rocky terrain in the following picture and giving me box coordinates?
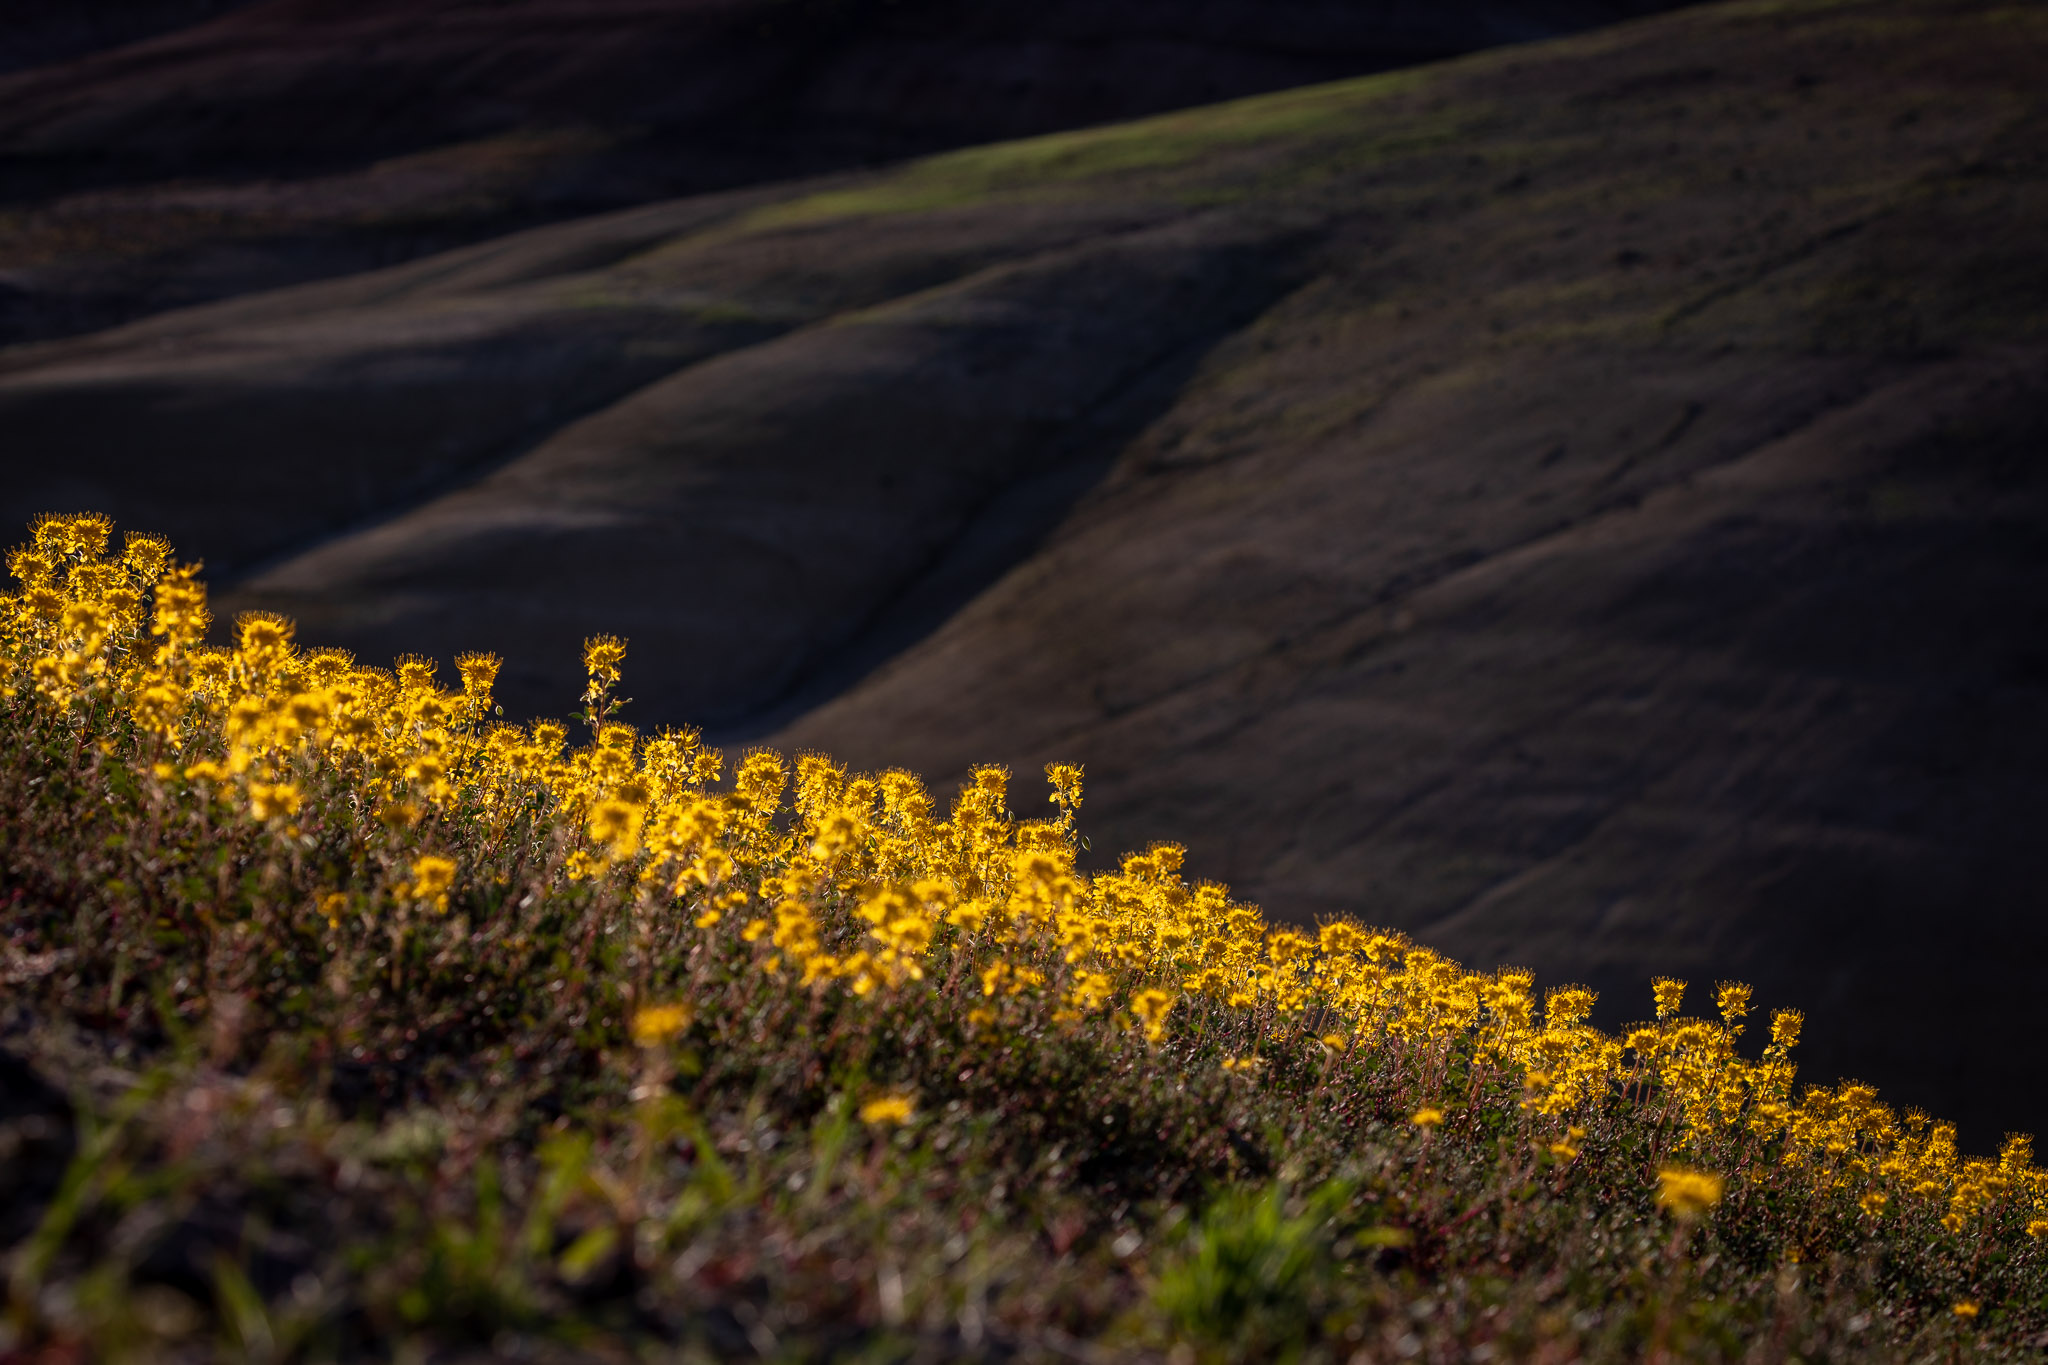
[2,0,2045,1140]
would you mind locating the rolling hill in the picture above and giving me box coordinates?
[0,0,1688,346]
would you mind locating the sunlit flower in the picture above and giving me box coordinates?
[1656,1167,1723,1219]
[248,782,301,822]
[630,1003,693,1046]
[1129,988,1174,1044]
[404,855,458,912]
[859,1095,914,1126]
[588,798,645,860]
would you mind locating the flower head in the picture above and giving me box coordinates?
[630,1002,693,1046]
[1129,988,1175,1044]
[1411,1107,1445,1129]
[235,611,293,658]
[1656,1167,1723,1219]
[583,634,628,703]
[404,855,458,912]
[859,1094,914,1126]
[1715,981,1752,1031]
[248,782,302,822]
[588,798,645,860]
[1770,1009,1804,1051]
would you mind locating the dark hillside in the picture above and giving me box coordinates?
[2,0,2044,1141]
[0,0,258,75]
[768,9,2048,1137]
[0,0,1690,345]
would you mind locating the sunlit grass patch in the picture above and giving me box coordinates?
[738,70,1447,230]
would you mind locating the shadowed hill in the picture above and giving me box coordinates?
[0,0,258,76]
[2,0,2046,1139]
[0,0,1690,346]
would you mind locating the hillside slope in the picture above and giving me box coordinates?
[0,1,259,75]
[0,0,1687,346]
[769,7,2048,1136]
[2,0,2044,1138]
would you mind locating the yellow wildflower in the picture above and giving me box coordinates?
[131,681,184,739]
[1411,1108,1445,1129]
[235,611,292,658]
[1656,1168,1723,1219]
[1771,1009,1804,1050]
[859,1095,914,1126]
[588,798,644,859]
[1715,981,1752,1032]
[1045,761,1085,826]
[378,802,423,831]
[582,634,627,700]
[1952,1301,1979,1319]
[981,961,1042,997]
[630,1003,694,1046]
[404,855,458,912]
[1129,988,1174,1044]
[248,782,302,822]
[455,650,500,699]
[1066,971,1112,1012]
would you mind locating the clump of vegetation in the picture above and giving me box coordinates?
[2,511,2044,1362]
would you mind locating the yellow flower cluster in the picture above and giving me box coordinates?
[6,512,2046,1241]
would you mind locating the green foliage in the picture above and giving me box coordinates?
[1151,1181,1351,1354]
